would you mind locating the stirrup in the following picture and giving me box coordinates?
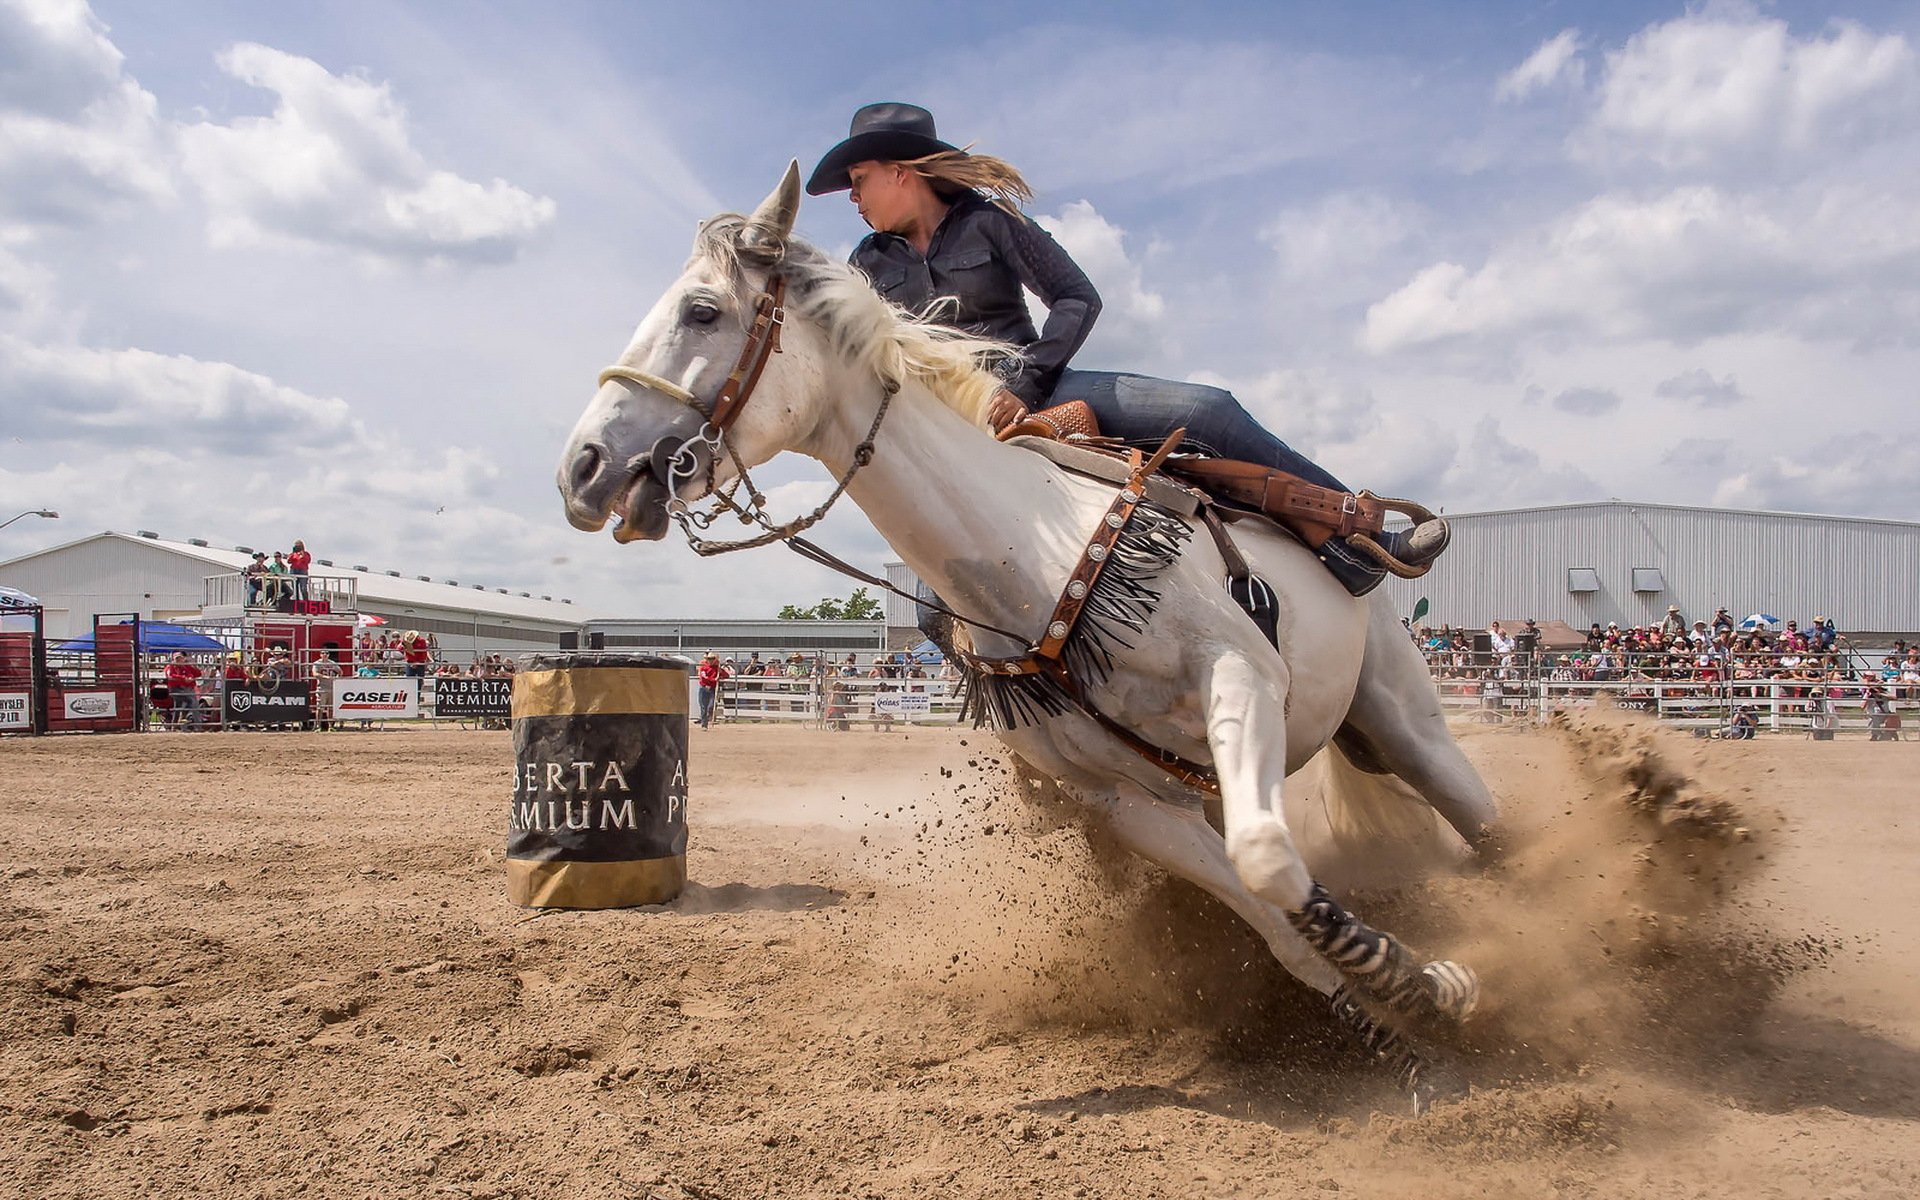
[1346,492,1447,579]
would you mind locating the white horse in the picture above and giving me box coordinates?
[557,165,1501,1093]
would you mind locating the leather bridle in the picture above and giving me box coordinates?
[592,272,1217,787]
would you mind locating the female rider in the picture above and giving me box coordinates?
[807,103,1448,596]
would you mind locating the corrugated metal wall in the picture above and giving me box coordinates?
[0,535,583,649]
[1381,502,1920,632]
[0,538,209,638]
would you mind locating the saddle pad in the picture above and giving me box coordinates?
[1007,436,1202,517]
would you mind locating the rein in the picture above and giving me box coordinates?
[594,274,1216,786]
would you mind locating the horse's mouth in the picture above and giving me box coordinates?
[610,467,671,543]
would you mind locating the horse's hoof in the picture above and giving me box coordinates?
[1421,960,1480,1022]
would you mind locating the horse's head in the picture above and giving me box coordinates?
[557,162,822,543]
[559,163,1006,545]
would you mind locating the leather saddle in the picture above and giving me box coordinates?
[997,401,1440,579]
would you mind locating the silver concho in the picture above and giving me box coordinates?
[1104,513,1125,529]
[1066,580,1089,600]
[1047,621,1070,641]
[1120,488,1140,503]
[1087,544,1108,561]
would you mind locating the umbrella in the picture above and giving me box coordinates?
[0,585,41,609]
[56,620,229,654]
[1738,613,1781,630]
[357,614,388,627]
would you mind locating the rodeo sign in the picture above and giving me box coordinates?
[331,678,421,721]
[223,682,313,727]
[433,676,512,720]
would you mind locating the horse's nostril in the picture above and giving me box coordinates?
[569,443,604,490]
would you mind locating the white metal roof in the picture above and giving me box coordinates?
[0,531,592,626]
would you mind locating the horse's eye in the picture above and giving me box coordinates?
[687,302,720,326]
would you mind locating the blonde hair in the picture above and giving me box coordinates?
[897,149,1034,216]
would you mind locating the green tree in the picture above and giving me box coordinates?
[777,586,882,621]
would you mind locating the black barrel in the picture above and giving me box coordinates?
[508,653,689,908]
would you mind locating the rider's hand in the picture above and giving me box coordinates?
[987,388,1029,433]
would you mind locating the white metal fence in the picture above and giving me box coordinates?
[1424,649,1909,739]
[708,674,962,727]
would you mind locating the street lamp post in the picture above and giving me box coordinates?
[0,510,59,533]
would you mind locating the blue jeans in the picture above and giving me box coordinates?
[1049,371,1384,593]
[697,685,716,727]
[1050,371,1349,493]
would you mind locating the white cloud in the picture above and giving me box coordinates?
[1655,367,1746,407]
[0,335,363,452]
[0,0,171,224]
[177,43,555,263]
[1498,29,1585,102]
[1576,11,1918,169]
[1033,200,1166,366]
[1192,366,1379,460]
[1360,184,1920,354]
[1551,386,1620,416]
[1712,437,1920,518]
[1262,190,1424,289]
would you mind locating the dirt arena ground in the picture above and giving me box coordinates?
[2,715,1916,1199]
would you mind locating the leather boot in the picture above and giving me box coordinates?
[1371,516,1451,572]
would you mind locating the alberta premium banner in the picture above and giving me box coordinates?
[434,676,512,719]
[223,682,313,727]
[331,678,421,720]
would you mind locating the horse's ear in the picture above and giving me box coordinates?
[739,159,801,264]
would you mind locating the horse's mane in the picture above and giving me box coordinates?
[692,215,1008,430]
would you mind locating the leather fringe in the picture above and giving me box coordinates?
[958,499,1191,729]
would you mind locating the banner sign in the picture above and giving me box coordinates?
[63,691,117,720]
[873,690,932,717]
[332,678,420,720]
[223,682,313,726]
[434,676,512,719]
[0,691,29,730]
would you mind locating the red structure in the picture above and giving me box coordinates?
[1,611,140,735]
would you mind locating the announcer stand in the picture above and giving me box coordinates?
[195,568,361,731]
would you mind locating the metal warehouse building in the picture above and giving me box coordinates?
[1378,500,1920,636]
[879,500,1920,640]
[0,530,587,652]
[579,618,889,662]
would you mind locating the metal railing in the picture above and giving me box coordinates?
[713,673,962,726]
[1421,646,1912,738]
[203,572,359,613]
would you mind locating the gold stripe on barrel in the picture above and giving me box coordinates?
[506,856,687,909]
[512,667,689,719]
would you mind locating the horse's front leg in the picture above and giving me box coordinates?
[1205,651,1480,1029]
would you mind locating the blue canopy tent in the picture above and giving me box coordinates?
[55,620,229,654]
[906,639,945,664]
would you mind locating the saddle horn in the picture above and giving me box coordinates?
[739,160,801,264]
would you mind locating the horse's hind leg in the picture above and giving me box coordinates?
[1342,601,1500,847]
[1205,650,1479,1029]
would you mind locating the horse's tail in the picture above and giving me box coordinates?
[1283,744,1470,894]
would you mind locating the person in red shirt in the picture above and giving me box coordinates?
[402,631,431,679]
[164,652,203,730]
[287,539,312,603]
[696,652,730,728]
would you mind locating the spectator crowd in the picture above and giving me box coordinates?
[1414,603,1911,737]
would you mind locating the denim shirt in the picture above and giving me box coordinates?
[849,193,1102,406]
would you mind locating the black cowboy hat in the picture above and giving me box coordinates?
[806,102,959,196]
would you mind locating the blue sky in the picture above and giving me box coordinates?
[4,0,1919,617]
